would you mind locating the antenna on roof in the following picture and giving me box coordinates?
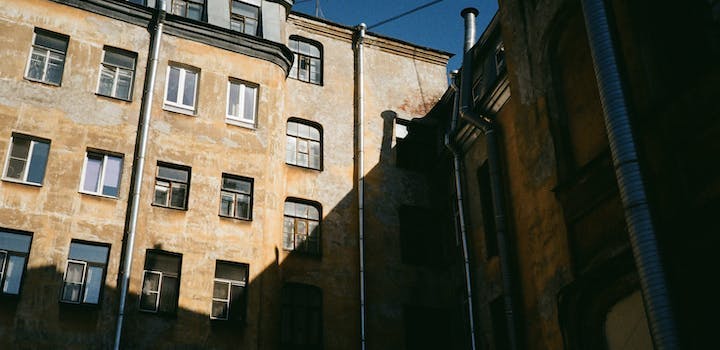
[367,0,443,30]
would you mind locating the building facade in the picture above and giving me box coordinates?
[0,0,451,349]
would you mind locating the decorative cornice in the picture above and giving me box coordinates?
[49,0,293,74]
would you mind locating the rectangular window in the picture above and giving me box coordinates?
[80,151,123,197]
[219,174,253,220]
[60,241,109,305]
[164,65,199,113]
[495,43,506,75]
[230,0,260,35]
[283,200,321,255]
[211,261,248,321]
[226,79,258,126]
[171,0,205,21]
[140,250,181,314]
[3,134,50,185]
[398,206,437,266]
[0,229,32,296]
[153,163,190,210]
[97,47,136,100]
[25,28,68,85]
[281,283,322,349]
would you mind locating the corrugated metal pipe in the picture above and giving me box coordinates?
[354,22,368,350]
[113,1,165,348]
[445,70,478,350]
[457,7,519,350]
[580,0,679,348]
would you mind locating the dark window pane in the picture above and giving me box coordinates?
[6,159,27,180]
[166,67,180,103]
[83,154,102,192]
[0,231,32,252]
[35,32,67,52]
[69,242,108,264]
[170,183,187,208]
[102,155,122,196]
[220,193,234,217]
[159,276,179,313]
[215,262,247,281]
[27,141,49,184]
[229,284,246,321]
[145,252,181,274]
[182,71,197,107]
[2,256,25,294]
[213,280,229,299]
[158,166,188,182]
[83,266,103,304]
[104,50,134,69]
[212,300,228,319]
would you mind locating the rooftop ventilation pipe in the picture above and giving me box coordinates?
[114,1,165,348]
[445,70,478,350]
[580,0,679,348]
[354,22,368,350]
[457,8,519,350]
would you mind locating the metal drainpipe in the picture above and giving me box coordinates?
[580,1,679,348]
[354,23,368,350]
[113,1,165,348]
[445,71,478,350]
[458,8,519,350]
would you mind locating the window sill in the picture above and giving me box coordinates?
[79,190,119,200]
[163,104,196,116]
[281,248,322,259]
[95,92,132,103]
[151,202,188,211]
[24,76,61,87]
[225,118,256,130]
[288,77,323,86]
[285,163,323,172]
[219,214,253,222]
[59,299,101,309]
[1,177,43,187]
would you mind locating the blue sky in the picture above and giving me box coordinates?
[292,0,499,72]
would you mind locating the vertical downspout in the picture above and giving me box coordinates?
[458,8,519,350]
[354,23,368,350]
[445,71,478,350]
[580,1,679,348]
[113,1,165,349]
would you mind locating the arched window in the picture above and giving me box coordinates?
[288,36,323,84]
[286,119,322,170]
[282,199,321,256]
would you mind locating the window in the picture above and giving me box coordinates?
[0,229,32,296]
[230,0,260,35]
[140,250,181,314]
[281,283,322,349]
[25,28,68,85]
[226,79,258,126]
[164,65,199,113]
[97,47,136,100]
[219,174,253,220]
[288,37,322,84]
[80,151,122,197]
[60,241,109,305]
[283,200,321,255]
[286,120,322,170]
[153,163,190,210]
[478,161,498,258]
[495,42,506,74]
[170,0,205,21]
[211,261,248,321]
[3,134,50,185]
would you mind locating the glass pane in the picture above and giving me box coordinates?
[297,123,310,139]
[0,231,32,252]
[0,252,5,277]
[232,2,258,18]
[223,177,250,193]
[283,202,295,216]
[227,81,240,117]
[243,85,256,122]
[308,127,320,141]
[307,206,320,220]
[145,252,181,274]
[282,228,294,250]
[297,140,308,155]
[2,255,25,294]
[115,69,132,100]
[187,3,203,20]
[104,50,134,69]
[297,220,307,236]
[83,266,103,304]
[170,183,187,208]
[182,71,196,107]
[69,242,108,264]
[27,49,46,80]
[230,20,243,32]
[166,67,180,103]
[310,58,321,84]
[159,276,179,313]
[212,300,228,319]
[158,166,188,182]
[298,41,315,56]
[62,283,82,302]
[98,65,115,96]
[142,271,161,293]
[289,53,298,79]
[309,141,321,157]
[216,263,247,281]
[298,57,309,81]
[35,32,67,52]
[83,154,102,192]
[10,138,30,159]
[245,20,258,36]
[27,141,49,184]
[102,155,122,197]
[309,155,321,170]
[213,280,229,299]
[229,284,246,320]
[154,183,168,206]
[287,122,298,136]
[65,261,85,283]
[308,221,320,238]
[220,193,234,217]
[236,194,250,219]
[283,217,295,234]
[172,1,186,17]
[6,159,27,180]
[140,290,158,311]
[46,53,64,84]
[297,153,308,167]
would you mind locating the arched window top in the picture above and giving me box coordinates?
[288,36,323,84]
[286,119,323,170]
[283,198,322,255]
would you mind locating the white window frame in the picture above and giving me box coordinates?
[24,29,67,85]
[0,250,7,287]
[163,65,199,113]
[140,270,163,313]
[2,135,50,186]
[96,48,136,100]
[210,277,246,320]
[60,259,87,304]
[79,152,123,198]
[226,79,258,127]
